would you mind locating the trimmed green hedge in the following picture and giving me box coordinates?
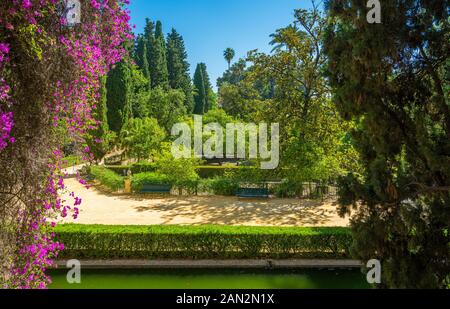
[132,172,171,192]
[89,166,124,191]
[104,165,130,176]
[107,165,240,179]
[106,163,158,176]
[55,224,352,259]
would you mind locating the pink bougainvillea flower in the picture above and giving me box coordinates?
[22,0,32,10]
[2,0,132,289]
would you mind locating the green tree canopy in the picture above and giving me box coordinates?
[120,117,166,161]
[324,0,449,288]
[86,75,110,161]
[134,34,151,85]
[129,65,151,118]
[106,60,132,133]
[217,59,247,89]
[146,87,186,132]
[149,21,169,89]
[193,63,215,114]
[241,6,357,182]
[167,28,194,112]
[193,63,207,115]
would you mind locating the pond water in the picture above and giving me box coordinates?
[49,269,370,289]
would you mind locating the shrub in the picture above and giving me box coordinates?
[120,117,166,161]
[104,165,130,176]
[200,177,240,196]
[132,172,171,192]
[175,179,200,195]
[55,225,353,260]
[156,147,200,185]
[228,166,280,182]
[89,166,124,191]
[130,162,158,174]
[272,180,304,198]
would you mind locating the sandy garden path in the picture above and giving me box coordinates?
[60,178,349,227]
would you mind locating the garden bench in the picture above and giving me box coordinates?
[237,183,269,198]
[85,174,95,181]
[140,184,172,194]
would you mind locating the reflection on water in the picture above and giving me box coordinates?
[49,269,370,289]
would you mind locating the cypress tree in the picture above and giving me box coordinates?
[134,34,151,86]
[87,75,109,161]
[144,18,155,42]
[199,63,214,113]
[149,20,169,89]
[144,19,156,87]
[193,63,207,115]
[167,28,194,112]
[106,60,132,133]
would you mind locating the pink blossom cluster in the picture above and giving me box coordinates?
[1,0,132,289]
[0,111,14,149]
[57,0,132,137]
[6,150,77,288]
[0,42,14,150]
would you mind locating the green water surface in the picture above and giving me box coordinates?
[49,269,370,289]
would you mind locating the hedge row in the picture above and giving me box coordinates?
[105,163,158,176]
[105,164,241,179]
[131,172,171,192]
[89,166,124,191]
[55,225,352,259]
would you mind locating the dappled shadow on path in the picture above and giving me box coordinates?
[132,196,340,226]
[63,178,347,227]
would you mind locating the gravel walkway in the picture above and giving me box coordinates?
[60,178,349,227]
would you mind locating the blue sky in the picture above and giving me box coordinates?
[128,0,312,90]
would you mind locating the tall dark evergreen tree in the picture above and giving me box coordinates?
[106,60,132,133]
[144,18,155,79]
[144,18,155,42]
[325,0,449,288]
[149,20,169,89]
[193,63,207,115]
[134,34,151,85]
[199,63,214,112]
[86,75,109,161]
[166,28,194,112]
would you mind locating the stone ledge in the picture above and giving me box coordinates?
[54,259,362,270]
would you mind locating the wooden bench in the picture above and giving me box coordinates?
[140,184,172,194]
[237,184,269,199]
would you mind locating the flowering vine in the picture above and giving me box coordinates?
[0,0,132,288]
